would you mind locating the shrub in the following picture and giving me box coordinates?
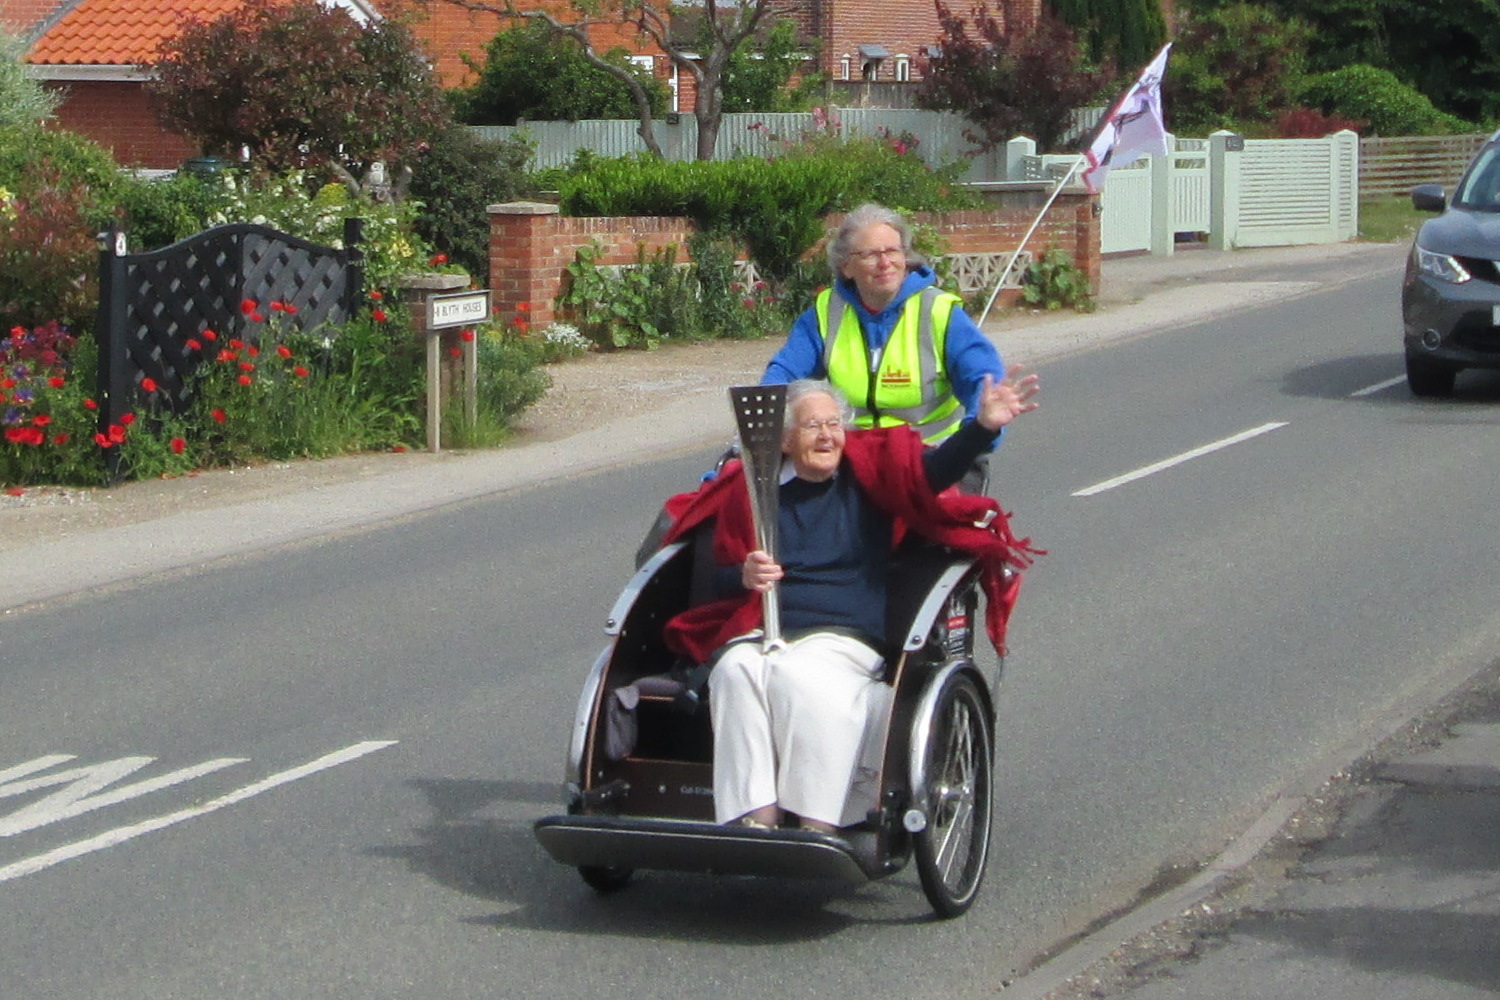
[557,241,703,350]
[1301,64,1472,136]
[1021,248,1094,312]
[0,172,99,333]
[114,172,223,251]
[408,126,535,280]
[1273,107,1367,138]
[0,30,61,129]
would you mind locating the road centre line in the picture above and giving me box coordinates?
[1073,422,1290,497]
[0,741,397,884]
[1349,375,1408,397]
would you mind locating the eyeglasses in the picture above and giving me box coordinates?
[848,246,905,264]
[796,417,845,434]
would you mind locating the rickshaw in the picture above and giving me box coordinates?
[533,524,1007,918]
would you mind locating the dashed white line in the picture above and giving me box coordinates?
[1349,375,1407,398]
[0,741,397,884]
[1073,422,1290,497]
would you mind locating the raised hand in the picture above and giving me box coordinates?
[976,366,1040,432]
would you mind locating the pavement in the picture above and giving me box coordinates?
[8,237,1500,997]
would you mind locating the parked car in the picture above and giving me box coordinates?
[1402,128,1500,396]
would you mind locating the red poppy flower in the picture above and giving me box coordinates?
[429,253,447,266]
[211,408,227,424]
[239,362,255,372]
[459,329,475,343]
[107,423,127,443]
[93,432,114,448]
[250,312,265,323]
[217,349,238,363]
[449,346,462,358]
[276,345,293,359]
[170,437,186,454]
[270,301,286,313]
[517,301,531,312]
[228,338,245,350]
[51,432,68,445]
[120,413,136,426]
[141,376,158,393]
[4,487,22,497]
[391,445,407,453]
[32,414,50,427]
[247,345,260,358]
[293,366,309,378]
[371,309,387,323]
[49,376,65,388]
[240,299,257,315]
[368,290,383,302]
[237,374,252,386]
[282,303,298,315]
[4,427,26,443]
[202,329,218,341]
[8,325,22,339]
[0,378,14,389]
[186,339,202,352]
[83,398,98,410]
[513,317,529,333]
[0,392,6,404]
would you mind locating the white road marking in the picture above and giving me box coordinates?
[0,741,397,884]
[0,756,76,784]
[1073,422,1290,497]
[0,756,247,837]
[1349,375,1408,398]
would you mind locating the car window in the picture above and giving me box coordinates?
[1453,144,1500,211]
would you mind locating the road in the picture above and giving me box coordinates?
[4,262,1500,999]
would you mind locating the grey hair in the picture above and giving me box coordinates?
[826,202,928,276]
[782,378,854,440]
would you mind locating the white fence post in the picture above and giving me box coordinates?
[1004,136,1036,181]
[1149,132,1175,256]
[1209,130,1243,251]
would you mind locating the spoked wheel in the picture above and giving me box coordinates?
[912,671,993,918]
[578,865,634,893]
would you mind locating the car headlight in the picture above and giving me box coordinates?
[1413,245,1471,283]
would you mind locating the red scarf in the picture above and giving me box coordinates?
[658,426,1041,663]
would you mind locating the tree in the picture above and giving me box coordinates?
[917,0,1112,153]
[1,30,61,130]
[1048,0,1167,71]
[718,17,822,114]
[1165,2,1312,133]
[147,0,452,180]
[456,20,669,124]
[436,0,775,160]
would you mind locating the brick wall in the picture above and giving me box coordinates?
[0,0,65,35]
[47,80,196,169]
[487,194,1097,330]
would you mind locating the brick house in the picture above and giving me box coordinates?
[2,0,670,169]
[769,0,1037,87]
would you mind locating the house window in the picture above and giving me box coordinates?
[628,55,654,74]
[858,44,890,82]
[895,55,910,82]
[839,55,850,81]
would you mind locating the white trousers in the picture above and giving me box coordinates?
[708,632,891,827]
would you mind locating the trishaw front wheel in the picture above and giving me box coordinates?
[913,671,993,918]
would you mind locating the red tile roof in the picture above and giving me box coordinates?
[27,0,247,66]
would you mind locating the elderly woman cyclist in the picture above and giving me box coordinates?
[762,203,1006,454]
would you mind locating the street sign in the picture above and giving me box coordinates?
[428,290,490,330]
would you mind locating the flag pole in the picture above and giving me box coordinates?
[976,154,1083,327]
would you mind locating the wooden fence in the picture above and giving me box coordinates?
[1359,134,1490,199]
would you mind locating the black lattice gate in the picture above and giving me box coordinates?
[93,219,364,477]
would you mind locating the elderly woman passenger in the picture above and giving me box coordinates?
[662,371,1037,833]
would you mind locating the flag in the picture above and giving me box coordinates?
[1081,42,1172,193]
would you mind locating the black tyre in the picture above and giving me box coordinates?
[1406,353,1457,397]
[579,865,634,893]
[912,671,993,918]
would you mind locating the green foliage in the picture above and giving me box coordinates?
[1301,64,1472,136]
[720,18,823,113]
[1021,248,1094,312]
[556,131,975,284]
[147,0,451,175]
[1166,3,1314,133]
[202,171,435,290]
[114,173,224,251]
[0,170,100,333]
[0,31,61,129]
[919,0,1112,152]
[408,126,535,280]
[686,231,786,341]
[455,21,668,125]
[1048,0,1167,71]
[558,242,703,350]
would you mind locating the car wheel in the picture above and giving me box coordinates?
[1405,353,1457,397]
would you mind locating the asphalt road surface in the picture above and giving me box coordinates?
[4,263,1500,1000]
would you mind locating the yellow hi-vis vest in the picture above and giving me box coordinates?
[818,285,964,444]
